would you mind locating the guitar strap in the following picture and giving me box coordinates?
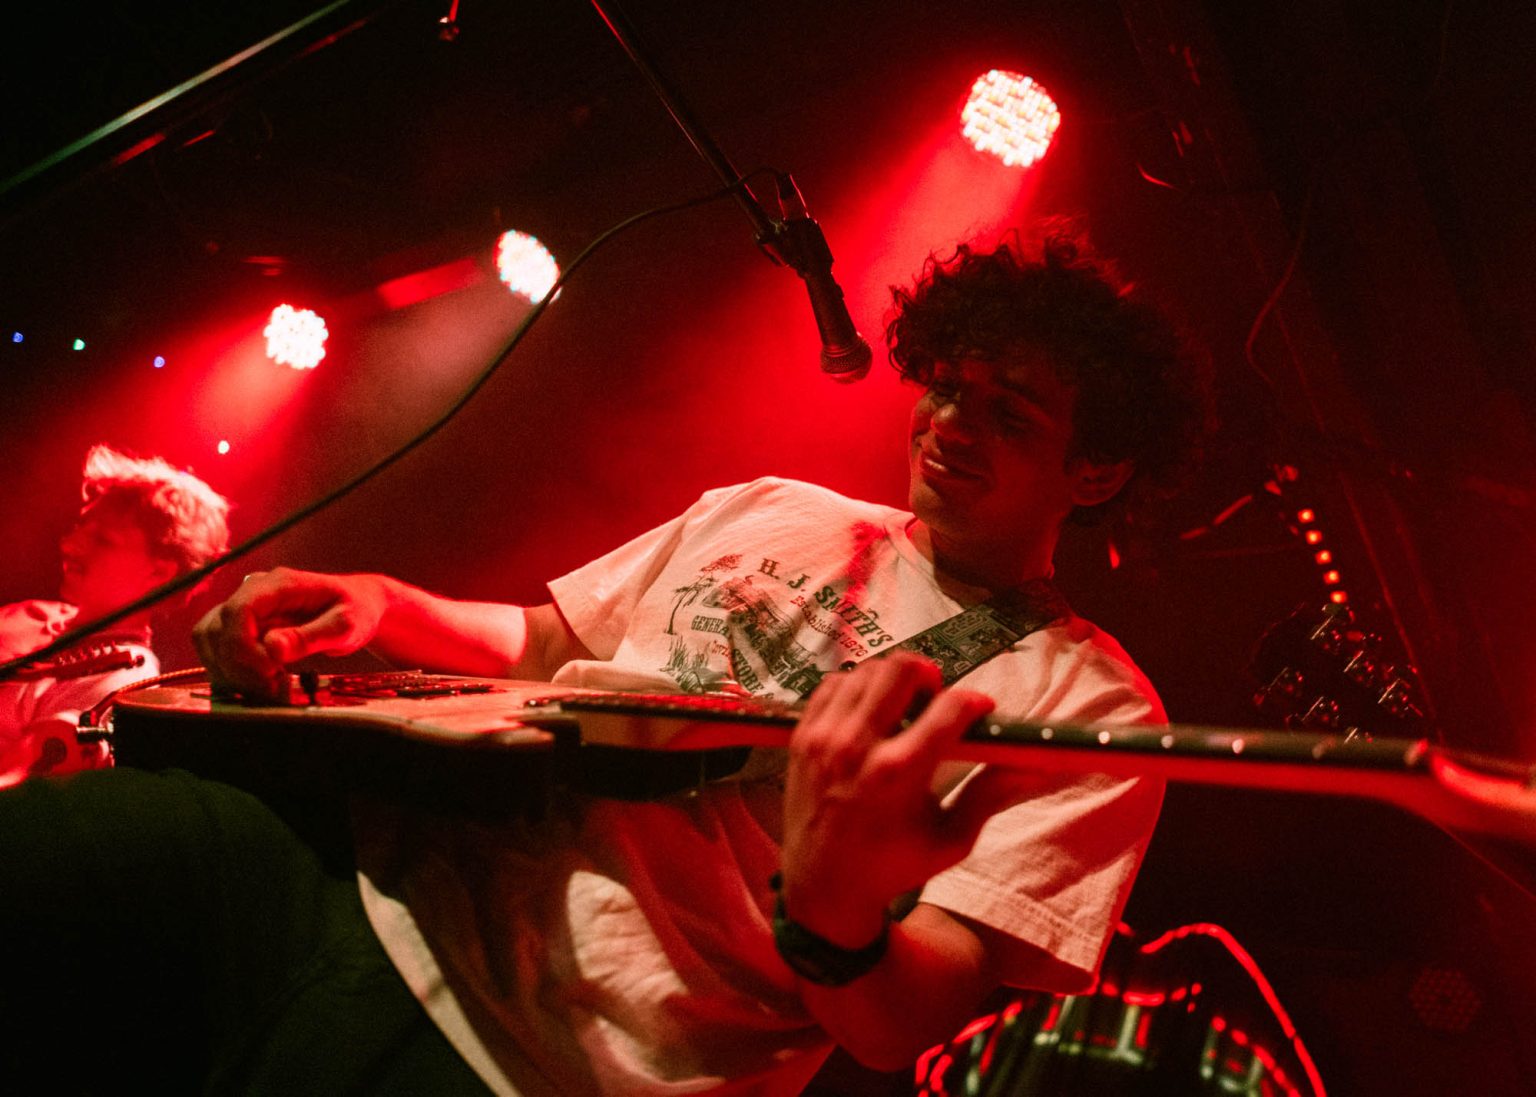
[792,577,1072,697]
[882,577,1072,688]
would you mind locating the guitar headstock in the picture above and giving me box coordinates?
[1250,601,1433,741]
[12,642,145,682]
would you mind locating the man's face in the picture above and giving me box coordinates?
[907,351,1086,577]
[59,498,170,621]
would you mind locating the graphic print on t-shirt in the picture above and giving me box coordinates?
[656,547,897,699]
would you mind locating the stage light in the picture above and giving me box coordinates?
[217,440,231,455]
[495,231,560,302]
[153,356,166,369]
[72,338,86,351]
[263,304,328,370]
[10,332,21,343]
[960,70,1061,169]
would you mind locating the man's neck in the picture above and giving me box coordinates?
[906,521,1056,594]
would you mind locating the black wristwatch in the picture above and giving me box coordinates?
[770,872,890,987]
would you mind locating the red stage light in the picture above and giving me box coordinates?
[495,231,560,302]
[263,304,328,370]
[1296,508,1315,524]
[960,70,1061,169]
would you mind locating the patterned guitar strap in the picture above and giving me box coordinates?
[794,576,1072,697]
[882,577,1072,688]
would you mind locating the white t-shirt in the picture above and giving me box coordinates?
[356,478,1165,1096]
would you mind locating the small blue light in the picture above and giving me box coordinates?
[10,332,21,343]
[72,338,86,351]
[153,355,166,368]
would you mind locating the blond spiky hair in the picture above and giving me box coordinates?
[81,445,231,573]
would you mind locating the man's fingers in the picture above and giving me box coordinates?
[799,652,943,740]
[194,601,286,698]
[262,604,364,664]
[875,686,995,772]
[192,567,354,698]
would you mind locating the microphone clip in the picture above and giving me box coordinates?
[760,173,873,382]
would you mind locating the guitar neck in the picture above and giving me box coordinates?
[107,675,1536,844]
[542,690,1536,842]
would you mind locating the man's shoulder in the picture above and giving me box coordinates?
[696,477,901,523]
[991,613,1166,725]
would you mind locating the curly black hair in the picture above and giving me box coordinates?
[887,225,1209,522]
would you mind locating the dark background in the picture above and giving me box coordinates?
[3,1,1534,1091]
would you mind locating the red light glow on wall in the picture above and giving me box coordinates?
[960,70,1061,169]
[495,231,560,302]
[375,257,485,310]
[263,304,329,370]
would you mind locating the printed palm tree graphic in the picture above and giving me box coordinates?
[662,637,728,693]
[667,576,715,635]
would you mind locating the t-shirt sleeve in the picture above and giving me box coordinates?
[546,482,755,659]
[918,628,1166,992]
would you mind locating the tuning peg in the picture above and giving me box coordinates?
[1343,650,1381,689]
[1309,624,1345,655]
[1300,697,1343,729]
[1319,600,1356,626]
[1378,679,1424,721]
[1253,667,1306,713]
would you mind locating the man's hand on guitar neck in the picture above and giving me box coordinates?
[192,567,593,700]
[779,652,1061,1068]
[782,654,1001,939]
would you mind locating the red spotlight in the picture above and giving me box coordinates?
[960,70,1061,169]
[495,231,560,302]
[263,304,328,370]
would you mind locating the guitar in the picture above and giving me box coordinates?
[103,669,1536,844]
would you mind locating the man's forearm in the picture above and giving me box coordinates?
[794,903,995,1071]
[366,579,587,681]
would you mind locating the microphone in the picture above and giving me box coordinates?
[771,174,873,382]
